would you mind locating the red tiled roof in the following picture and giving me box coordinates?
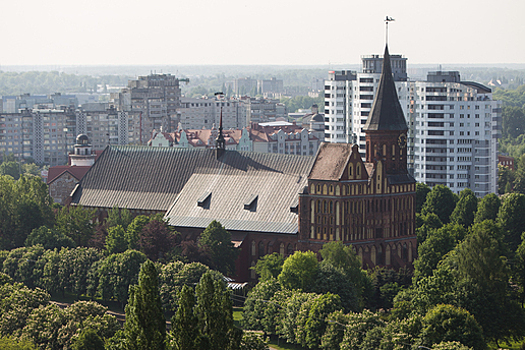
[47,165,91,185]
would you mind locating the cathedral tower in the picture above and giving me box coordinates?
[363,44,408,175]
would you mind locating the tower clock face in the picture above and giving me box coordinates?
[398,133,407,148]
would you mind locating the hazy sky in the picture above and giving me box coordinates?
[1,0,524,66]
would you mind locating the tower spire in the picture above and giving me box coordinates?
[385,16,395,45]
[363,44,407,132]
[215,92,226,158]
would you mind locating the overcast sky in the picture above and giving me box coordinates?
[1,0,523,66]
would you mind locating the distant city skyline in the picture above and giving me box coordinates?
[1,0,524,66]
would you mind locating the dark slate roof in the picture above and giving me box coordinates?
[308,143,353,181]
[71,146,315,233]
[363,45,408,132]
[386,173,416,185]
[165,151,315,234]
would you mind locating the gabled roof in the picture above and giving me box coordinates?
[363,45,408,132]
[165,152,313,233]
[308,143,354,181]
[47,165,91,185]
[71,146,315,220]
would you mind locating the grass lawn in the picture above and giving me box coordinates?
[233,306,243,328]
[266,335,305,350]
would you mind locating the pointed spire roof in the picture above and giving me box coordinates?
[363,45,408,132]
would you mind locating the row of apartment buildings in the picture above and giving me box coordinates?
[148,115,325,156]
[324,54,501,197]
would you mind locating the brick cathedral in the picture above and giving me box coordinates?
[70,45,417,281]
[297,45,416,268]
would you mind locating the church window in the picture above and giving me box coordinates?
[258,241,265,257]
[251,241,256,256]
[323,184,327,194]
[287,243,294,255]
[280,242,285,256]
[357,164,361,176]
[310,184,315,194]
[329,185,333,194]
[329,201,333,214]
[310,200,315,223]
[335,185,340,196]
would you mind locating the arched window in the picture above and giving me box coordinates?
[251,241,256,256]
[386,245,391,266]
[287,243,294,255]
[280,242,285,256]
[258,241,265,257]
[371,246,377,266]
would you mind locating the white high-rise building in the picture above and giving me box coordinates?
[324,52,501,197]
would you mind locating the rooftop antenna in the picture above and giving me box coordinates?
[385,16,395,45]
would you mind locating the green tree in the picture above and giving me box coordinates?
[254,253,284,281]
[314,262,360,313]
[240,333,268,350]
[25,226,75,249]
[198,220,237,275]
[278,250,319,291]
[2,245,47,289]
[106,225,128,254]
[170,285,201,350]
[194,271,241,349]
[242,278,281,333]
[474,193,501,224]
[21,163,40,176]
[514,154,525,194]
[416,212,443,243]
[0,336,36,350]
[158,261,220,315]
[299,293,341,349]
[420,304,485,350]
[497,193,525,252]
[0,282,50,337]
[421,185,458,224]
[432,341,473,350]
[450,188,478,228]
[448,220,525,344]
[0,161,20,179]
[416,182,431,213]
[124,260,166,350]
[55,205,95,246]
[498,164,515,194]
[126,215,151,250]
[105,206,133,231]
[339,310,385,350]
[514,233,525,306]
[501,105,525,139]
[414,224,465,279]
[0,175,54,249]
[72,328,104,350]
[92,250,147,304]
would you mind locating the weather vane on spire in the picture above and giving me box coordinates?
[385,16,395,45]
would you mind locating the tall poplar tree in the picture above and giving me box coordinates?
[170,285,201,350]
[124,260,165,350]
